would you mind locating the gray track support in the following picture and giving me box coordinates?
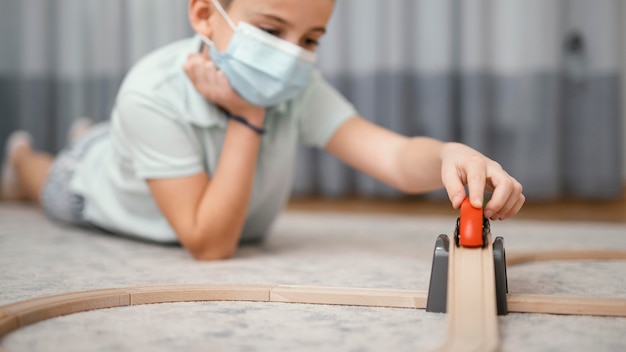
[426,234,450,313]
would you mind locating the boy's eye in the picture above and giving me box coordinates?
[260,27,280,37]
[304,38,320,48]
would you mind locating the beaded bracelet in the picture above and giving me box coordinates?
[225,112,266,135]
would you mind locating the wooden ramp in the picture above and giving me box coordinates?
[438,235,499,351]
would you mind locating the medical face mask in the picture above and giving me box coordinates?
[200,0,317,107]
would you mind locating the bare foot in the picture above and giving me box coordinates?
[1,131,33,200]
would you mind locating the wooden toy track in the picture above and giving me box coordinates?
[1,250,625,351]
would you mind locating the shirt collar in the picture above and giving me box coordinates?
[183,35,226,128]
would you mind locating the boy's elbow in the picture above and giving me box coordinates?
[182,229,238,261]
[391,174,422,194]
[191,247,236,261]
[396,180,427,195]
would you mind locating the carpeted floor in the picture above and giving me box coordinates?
[1,203,625,351]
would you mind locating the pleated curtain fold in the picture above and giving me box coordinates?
[0,0,622,200]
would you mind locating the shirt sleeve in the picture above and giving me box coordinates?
[114,92,204,179]
[297,71,358,148]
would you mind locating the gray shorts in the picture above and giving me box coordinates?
[41,122,110,225]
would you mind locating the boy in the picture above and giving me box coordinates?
[2,0,524,260]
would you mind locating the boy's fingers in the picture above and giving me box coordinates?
[484,171,518,218]
[487,176,523,219]
[465,161,486,209]
[500,194,525,220]
[186,54,205,66]
[216,70,230,87]
[441,165,466,209]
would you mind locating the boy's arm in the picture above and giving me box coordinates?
[325,117,524,220]
[147,110,264,261]
[145,54,265,261]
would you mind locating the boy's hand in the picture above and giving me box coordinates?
[184,54,263,122]
[440,142,524,220]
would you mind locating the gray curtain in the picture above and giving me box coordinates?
[0,0,191,151]
[1,0,623,200]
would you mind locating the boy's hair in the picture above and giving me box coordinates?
[219,0,233,9]
[219,0,335,9]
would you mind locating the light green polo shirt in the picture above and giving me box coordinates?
[70,35,357,243]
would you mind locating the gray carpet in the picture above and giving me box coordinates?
[1,203,625,351]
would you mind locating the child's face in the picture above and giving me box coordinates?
[200,0,335,52]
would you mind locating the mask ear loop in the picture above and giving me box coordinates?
[210,0,237,31]
[199,34,217,51]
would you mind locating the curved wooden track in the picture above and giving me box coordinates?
[1,250,626,350]
[507,249,626,265]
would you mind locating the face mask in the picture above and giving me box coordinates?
[200,0,317,107]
